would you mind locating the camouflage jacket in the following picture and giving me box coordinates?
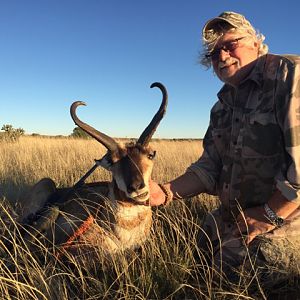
[189,54,300,220]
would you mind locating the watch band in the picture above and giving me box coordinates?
[263,203,284,227]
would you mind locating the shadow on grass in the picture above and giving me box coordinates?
[0,177,32,206]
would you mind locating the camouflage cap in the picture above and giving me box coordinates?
[202,11,256,42]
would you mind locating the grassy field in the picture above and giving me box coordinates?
[0,136,299,299]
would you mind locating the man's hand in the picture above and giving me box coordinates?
[148,180,169,206]
[233,206,275,245]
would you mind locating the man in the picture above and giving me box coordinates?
[150,11,300,274]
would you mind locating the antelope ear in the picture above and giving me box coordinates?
[96,152,113,170]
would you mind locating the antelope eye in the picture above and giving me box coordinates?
[148,151,156,160]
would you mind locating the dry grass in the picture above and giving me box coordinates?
[0,136,299,299]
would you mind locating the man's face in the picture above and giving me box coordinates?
[211,32,259,86]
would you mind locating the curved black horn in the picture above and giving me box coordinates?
[137,82,168,146]
[70,101,119,152]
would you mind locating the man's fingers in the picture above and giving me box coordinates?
[246,233,256,245]
[245,228,262,244]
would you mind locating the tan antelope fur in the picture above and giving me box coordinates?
[20,82,168,257]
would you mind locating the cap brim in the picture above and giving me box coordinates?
[202,17,237,35]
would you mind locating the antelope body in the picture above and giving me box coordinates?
[21,82,167,256]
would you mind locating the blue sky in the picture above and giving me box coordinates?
[1,1,300,138]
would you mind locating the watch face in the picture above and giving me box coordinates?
[275,217,284,227]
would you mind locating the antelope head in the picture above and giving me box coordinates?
[70,82,168,204]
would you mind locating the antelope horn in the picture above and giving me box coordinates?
[137,82,168,146]
[70,101,119,152]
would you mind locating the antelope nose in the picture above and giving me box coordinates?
[127,182,145,194]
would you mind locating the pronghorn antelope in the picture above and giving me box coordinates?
[20,82,168,257]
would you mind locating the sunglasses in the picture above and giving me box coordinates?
[205,37,246,61]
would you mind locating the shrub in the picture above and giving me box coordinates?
[1,124,25,142]
[70,126,90,139]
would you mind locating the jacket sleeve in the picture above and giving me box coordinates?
[275,56,300,203]
[187,119,222,194]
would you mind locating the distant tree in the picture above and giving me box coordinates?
[70,126,90,139]
[1,124,25,142]
[31,133,40,137]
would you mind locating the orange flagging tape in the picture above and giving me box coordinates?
[56,215,95,259]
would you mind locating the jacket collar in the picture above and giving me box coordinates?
[217,54,267,105]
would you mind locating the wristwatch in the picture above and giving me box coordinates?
[263,203,284,227]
